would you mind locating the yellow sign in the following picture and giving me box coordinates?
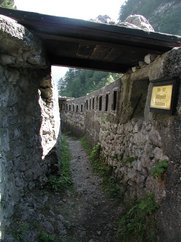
[150,84,173,110]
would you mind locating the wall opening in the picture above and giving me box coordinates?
[76,105,79,112]
[92,97,95,110]
[96,96,99,109]
[89,99,92,110]
[81,104,83,112]
[99,96,102,111]
[112,90,117,111]
[86,100,88,110]
[105,93,109,111]
[130,79,149,118]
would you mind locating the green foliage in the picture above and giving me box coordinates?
[119,0,181,35]
[58,68,120,98]
[89,143,101,161]
[80,136,92,155]
[38,231,58,242]
[48,135,72,192]
[12,222,29,242]
[80,137,122,198]
[153,7,181,35]
[150,159,168,179]
[123,156,137,164]
[118,194,159,242]
[112,155,137,164]
[0,0,15,8]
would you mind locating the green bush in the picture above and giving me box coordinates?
[89,143,101,161]
[81,137,122,198]
[0,0,15,9]
[80,136,92,155]
[38,231,58,242]
[12,222,29,242]
[119,0,181,35]
[118,194,159,242]
[150,159,168,179]
[47,135,72,192]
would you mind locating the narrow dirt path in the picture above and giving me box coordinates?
[5,136,123,242]
[66,137,123,242]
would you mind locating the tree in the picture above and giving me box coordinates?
[119,0,181,35]
[58,68,120,98]
[0,0,16,9]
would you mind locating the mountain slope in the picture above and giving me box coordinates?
[119,0,181,35]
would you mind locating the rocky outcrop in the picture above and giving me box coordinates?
[93,15,112,24]
[0,15,47,68]
[0,14,60,232]
[123,14,154,31]
[91,14,154,32]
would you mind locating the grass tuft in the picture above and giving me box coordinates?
[38,231,58,242]
[118,194,159,242]
[150,159,168,179]
[80,136,122,198]
[48,135,73,192]
[12,222,29,242]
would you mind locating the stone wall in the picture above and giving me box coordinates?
[60,47,181,242]
[0,15,60,232]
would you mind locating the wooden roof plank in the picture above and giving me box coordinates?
[0,7,181,72]
[49,55,129,73]
[0,7,180,48]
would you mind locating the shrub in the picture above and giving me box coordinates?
[47,135,72,192]
[118,194,159,242]
[81,137,122,198]
[150,159,168,179]
[38,231,58,242]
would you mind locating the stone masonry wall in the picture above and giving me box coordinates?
[0,15,60,232]
[60,47,181,242]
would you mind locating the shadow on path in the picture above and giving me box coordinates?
[4,136,123,242]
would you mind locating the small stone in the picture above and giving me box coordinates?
[138,61,145,67]
[49,210,55,216]
[57,214,65,221]
[153,147,163,160]
[0,54,16,65]
[97,230,102,236]
[149,129,162,147]
[42,221,54,233]
[144,54,157,64]
[57,221,67,235]
[131,66,137,72]
[79,230,86,238]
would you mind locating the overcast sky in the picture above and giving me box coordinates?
[15,0,125,20]
[14,0,126,82]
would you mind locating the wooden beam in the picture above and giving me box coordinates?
[48,55,129,73]
[0,7,180,72]
[0,7,180,50]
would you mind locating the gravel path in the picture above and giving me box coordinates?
[5,137,123,242]
[67,137,123,242]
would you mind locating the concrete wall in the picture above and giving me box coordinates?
[60,47,181,242]
[0,15,60,230]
